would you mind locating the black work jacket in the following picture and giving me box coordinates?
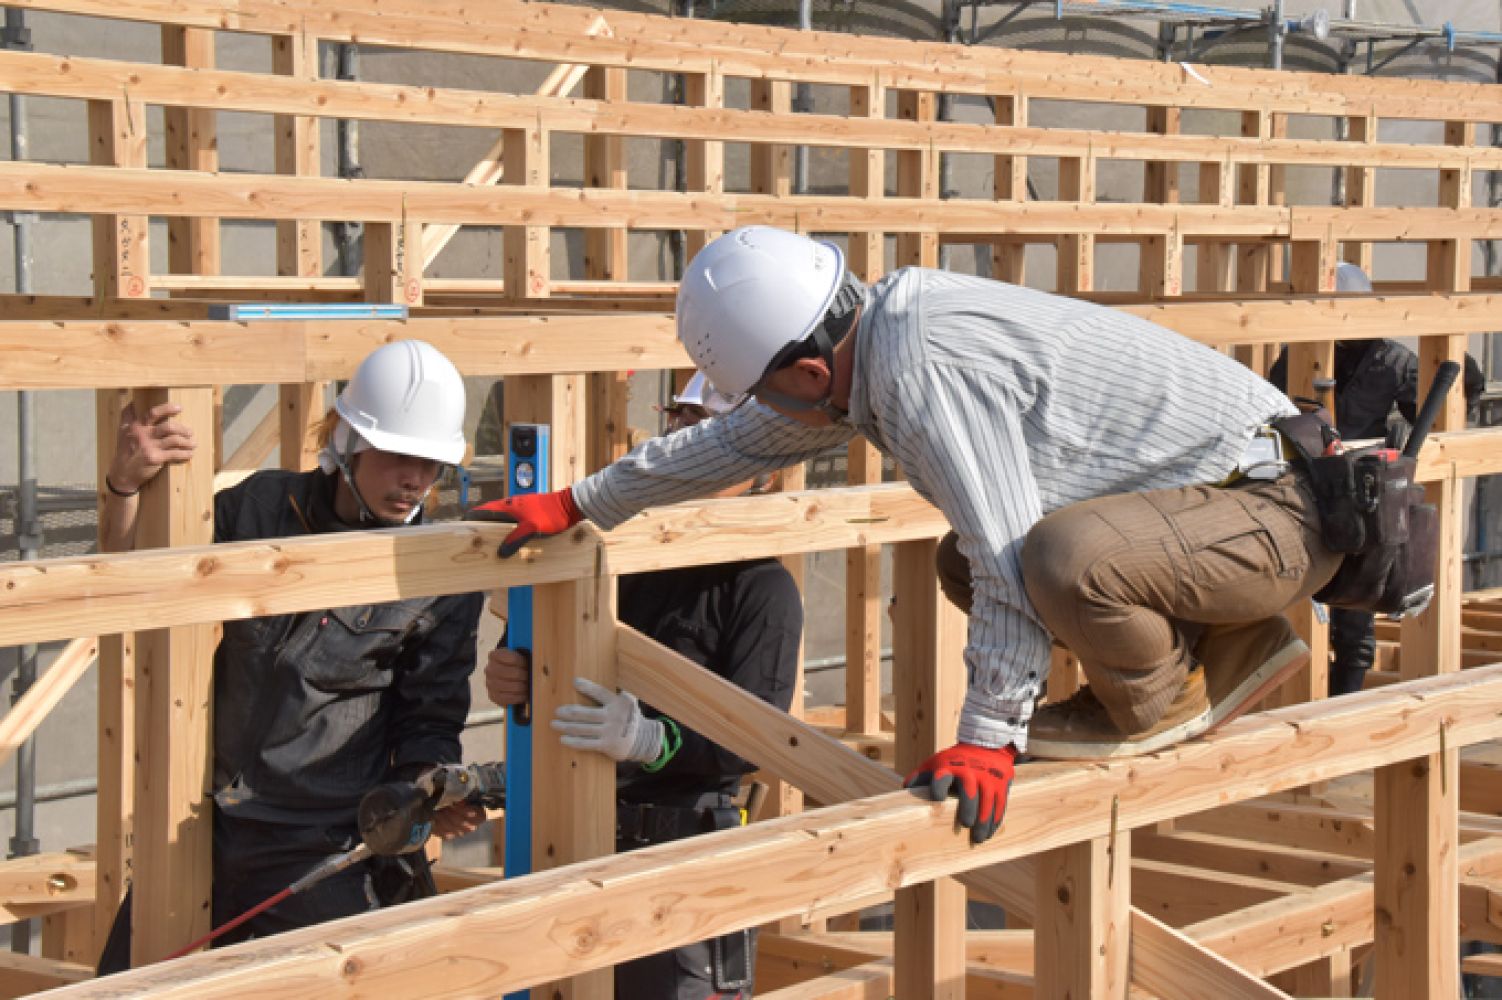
[212,469,482,825]
[1271,340,1484,441]
[615,559,802,805]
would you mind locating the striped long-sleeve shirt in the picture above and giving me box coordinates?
[573,268,1296,751]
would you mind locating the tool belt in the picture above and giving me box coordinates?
[616,793,743,847]
[1271,411,1436,618]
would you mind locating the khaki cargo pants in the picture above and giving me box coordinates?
[1019,472,1345,732]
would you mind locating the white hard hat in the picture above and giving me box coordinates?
[334,340,467,465]
[1335,262,1373,293]
[676,226,846,396]
[672,371,744,416]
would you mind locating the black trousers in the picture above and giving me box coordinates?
[1329,607,1377,697]
[614,800,756,1000]
[97,810,425,973]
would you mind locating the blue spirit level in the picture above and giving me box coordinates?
[504,423,546,1000]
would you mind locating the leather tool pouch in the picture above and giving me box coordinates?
[1314,455,1436,618]
[1273,415,1437,618]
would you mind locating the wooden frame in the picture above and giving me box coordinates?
[0,0,1499,995]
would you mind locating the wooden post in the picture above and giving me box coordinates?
[273,29,326,473]
[1234,109,1274,374]
[584,62,631,476]
[845,440,884,737]
[749,79,792,201]
[992,92,1028,284]
[895,89,938,268]
[683,64,725,260]
[503,122,551,301]
[1057,152,1096,294]
[1342,112,1377,273]
[847,75,885,281]
[1035,831,1130,999]
[93,389,134,960]
[364,217,423,307]
[128,386,217,966]
[87,98,148,301]
[1376,118,1472,1000]
[1265,237,1339,709]
[844,77,886,740]
[161,26,220,281]
[505,372,606,999]
[892,540,966,999]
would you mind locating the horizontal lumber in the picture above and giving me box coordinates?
[0,851,95,910]
[1,293,1499,390]
[0,485,946,647]
[0,315,683,389]
[0,160,1297,237]
[10,0,1502,122]
[1,50,1498,173]
[1123,293,1502,347]
[38,667,1502,999]
[0,952,92,996]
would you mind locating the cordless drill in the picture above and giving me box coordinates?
[358,762,507,856]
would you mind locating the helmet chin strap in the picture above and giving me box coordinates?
[753,309,854,423]
[334,432,427,527]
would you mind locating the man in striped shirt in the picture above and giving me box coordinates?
[469,226,1345,845]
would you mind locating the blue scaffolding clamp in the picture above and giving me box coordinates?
[206,302,410,321]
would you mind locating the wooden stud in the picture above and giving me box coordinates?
[1035,832,1130,999]
[278,381,326,473]
[846,76,885,281]
[844,440,883,737]
[1342,112,1377,273]
[502,122,551,301]
[272,30,322,280]
[992,93,1028,283]
[1375,752,1459,999]
[363,217,423,306]
[683,65,726,259]
[895,89,938,269]
[892,540,966,999]
[1056,153,1095,294]
[750,79,793,200]
[86,98,149,300]
[161,25,220,279]
[127,386,217,967]
[93,388,134,961]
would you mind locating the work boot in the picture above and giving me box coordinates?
[1193,618,1310,727]
[1027,620,1310,760]
[1026,667,1211,760]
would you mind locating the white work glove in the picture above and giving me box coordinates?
[551,677,664,764]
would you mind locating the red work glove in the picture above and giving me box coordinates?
[905,742,1016,845]
[465,488,583,558]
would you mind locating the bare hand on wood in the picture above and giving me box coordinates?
[108,401,197,495]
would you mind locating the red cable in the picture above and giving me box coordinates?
[162,885,294,962]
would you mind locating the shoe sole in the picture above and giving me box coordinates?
[1026,638,1310,761]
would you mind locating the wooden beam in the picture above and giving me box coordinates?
[844,440,883,736]
[86,98,148,301]
[1036,833,1129,998]
[0,484,946,647]
[161,25,220,279]
[1130,909,1289,1000]
[127,386,217,966]
[0,637,97,769]
[0,951,92,996]
[39,668,1502,999]
[0,852,96,911]
[891,540,966,998]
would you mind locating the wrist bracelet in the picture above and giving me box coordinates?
[104,474,139,499]
[641,717,682,774]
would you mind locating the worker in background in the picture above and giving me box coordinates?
[96,340,485,969]
[469,224,1350,847]
[484,372,801,1000]
[1268,262,1485,696]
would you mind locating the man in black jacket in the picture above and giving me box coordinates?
[97,340,484,968]
[485,373,801,999]
[1269,263,1485,695]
